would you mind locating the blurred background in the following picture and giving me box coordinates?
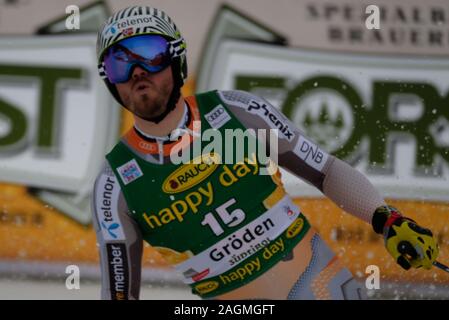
[0,0,448,299]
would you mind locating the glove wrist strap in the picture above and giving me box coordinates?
[384,211,402,229]
[372,205,402,234]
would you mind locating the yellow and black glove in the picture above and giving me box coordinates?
[372,205,439,270]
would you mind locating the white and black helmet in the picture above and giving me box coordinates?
[96,6,188,120]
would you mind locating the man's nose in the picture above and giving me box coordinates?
[131,65,149,79]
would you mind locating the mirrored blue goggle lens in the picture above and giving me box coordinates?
[103,35,172,84]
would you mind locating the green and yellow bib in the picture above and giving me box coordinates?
[106,90,310,298]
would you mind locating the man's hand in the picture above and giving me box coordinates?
[372,205,439,270]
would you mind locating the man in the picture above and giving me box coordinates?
[92,6,439,300]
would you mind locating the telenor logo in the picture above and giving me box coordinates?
[162,153,220,194]
[105,23,118,35]
[98,175,125,241]
[101,221,121,239]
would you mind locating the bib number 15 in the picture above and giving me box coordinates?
[201,198,245,236]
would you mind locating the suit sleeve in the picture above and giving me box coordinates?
[91,162,143,300]
[218,90,386,223]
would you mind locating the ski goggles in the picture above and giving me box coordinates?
[102,34,183,84]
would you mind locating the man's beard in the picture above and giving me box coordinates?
[126,81,172,121]
[132,92,167,120]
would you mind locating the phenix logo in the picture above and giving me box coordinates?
[247,100,295,141]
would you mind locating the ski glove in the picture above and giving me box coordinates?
[371,205,439,270]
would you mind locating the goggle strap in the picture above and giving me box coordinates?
[169,37,186,58]
[98,62,108,80]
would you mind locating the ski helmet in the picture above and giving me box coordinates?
[96,6,187,122]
